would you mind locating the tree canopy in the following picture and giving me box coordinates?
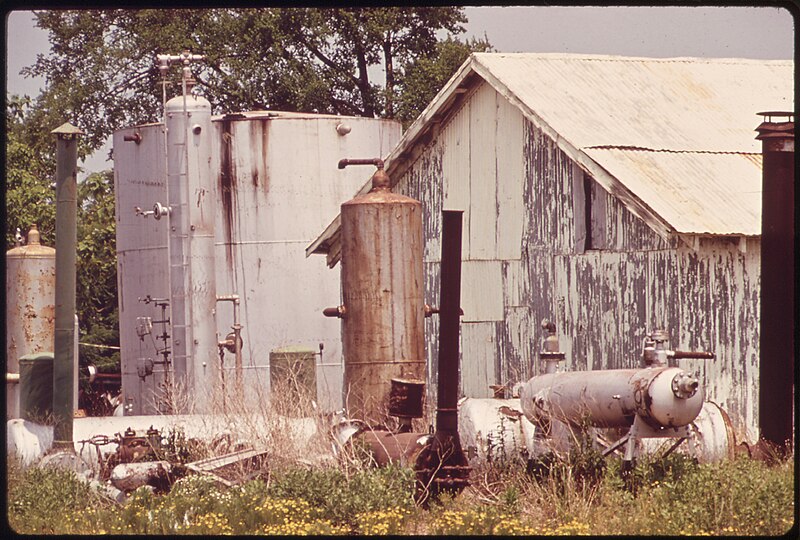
[23,8,491,152]
[7,8,491,386]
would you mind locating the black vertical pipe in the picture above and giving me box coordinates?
[436,210,463,434]
[52,122,83,449]
[755,112,794,449]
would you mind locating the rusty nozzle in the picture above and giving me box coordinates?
[337,157,384,170]
[323,305,346,319]
[338,158,389,191]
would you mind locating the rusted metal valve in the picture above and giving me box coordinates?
[338,157,390,190]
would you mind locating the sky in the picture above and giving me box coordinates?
[4,6,795,176]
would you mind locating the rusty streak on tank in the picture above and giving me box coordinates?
[219,114,242,267]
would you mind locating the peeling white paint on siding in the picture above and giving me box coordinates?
[461,260,504,323]
[441,99,471,256]
[461,322,496,398]
[496,93,525,260]
[469,83,499,260]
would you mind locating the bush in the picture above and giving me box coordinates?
[8,463,106,534]
[596,455,794,535]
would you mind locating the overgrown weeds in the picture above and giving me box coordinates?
[7,448,794,535]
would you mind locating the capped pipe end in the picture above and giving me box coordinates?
[671,371,700,399]
[323,305,346,318]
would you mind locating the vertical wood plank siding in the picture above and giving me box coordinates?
[393,81,760,441]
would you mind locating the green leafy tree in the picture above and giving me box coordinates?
[76,170,119,374]
[24,8,484,153]
[394,35,493,128]
[10,7,491,385]
[6,95,56,247]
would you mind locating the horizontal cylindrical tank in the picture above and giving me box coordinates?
[458,398,536,463]
[339,170,425,425]
[6,225,56,420]
[638,400,736,463]
[520,366,704,429]
[6,413,322,468]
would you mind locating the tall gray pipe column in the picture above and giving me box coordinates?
[755,112,795,450]
[52,122,83,449]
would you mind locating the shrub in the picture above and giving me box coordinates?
[8,463,105,534]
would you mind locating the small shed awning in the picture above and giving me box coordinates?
[307,53,793,264]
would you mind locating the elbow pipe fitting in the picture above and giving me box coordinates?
[338,158,384,170]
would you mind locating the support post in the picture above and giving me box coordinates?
[52,122,84,449]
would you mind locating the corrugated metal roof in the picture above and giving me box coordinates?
[473,53,792,154]
[308,53,793,258]
[584,149,764,235]
[473,53,792,236]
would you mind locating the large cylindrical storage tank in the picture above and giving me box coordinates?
[114,109,401,415]
[339,171,425,425]
[165,90,218,412]
[6,225,56,420]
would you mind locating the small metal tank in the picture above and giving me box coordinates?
[269,346,318,416]
[336,162,425,426]
[6,225,56,419]
[18,352,54,422]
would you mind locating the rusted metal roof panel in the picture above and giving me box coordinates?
[473,53,793,154]
[307,53,791,259]
[584,149,763,235]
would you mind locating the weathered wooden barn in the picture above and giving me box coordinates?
[308,53,793,443]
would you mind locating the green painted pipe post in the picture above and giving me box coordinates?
[52,122,83,450]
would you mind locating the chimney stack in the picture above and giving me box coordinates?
[755,111,794,450]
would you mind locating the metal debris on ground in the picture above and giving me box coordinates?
[185,447,268,488]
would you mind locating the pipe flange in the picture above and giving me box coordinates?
[671,371,699,399]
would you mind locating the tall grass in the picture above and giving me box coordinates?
[8,369,794,535]
[7,447,794,535]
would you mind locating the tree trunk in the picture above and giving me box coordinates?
[383,36,394,118]
[355,43,373,117]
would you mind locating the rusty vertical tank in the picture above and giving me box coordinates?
[6,225,56,420]
[331,159,425,426]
